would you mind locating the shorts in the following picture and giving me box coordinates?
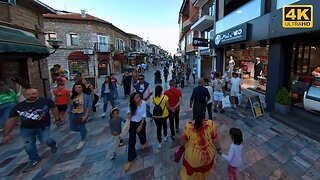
[213,92,224,101]
[56,104,68,112]
[230,91,239,97]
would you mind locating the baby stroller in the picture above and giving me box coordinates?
[154,70,162,84]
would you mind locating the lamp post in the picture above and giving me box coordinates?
[47,39,63,54]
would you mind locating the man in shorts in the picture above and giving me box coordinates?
[212,72,226,113]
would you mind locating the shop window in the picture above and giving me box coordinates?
[69,61,88,75]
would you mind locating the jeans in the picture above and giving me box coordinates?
[69,113,87,140]
[128,121,146,162]
[169,110,180,136]
[102,93,115,112]
[0,102,16,128]
[192,74,196,83]
[206,102,213,120]
[123,84,131,97]
[114,87,118,99]
[146,104,152,118]
[154,117,168,143]
[20,127,56,162]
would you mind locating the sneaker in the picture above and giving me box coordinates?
[23,160,39,173]
[51,145,58,153]
[158,143,162,149]
[76,140,86,149]
[101,113,106,118]
[164,136,168,142]
[119,139,123,146]
[110,152,116,160]
[171,135,175,141]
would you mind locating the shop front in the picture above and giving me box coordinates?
[97,53,111,76]
[199,48,213,78]
[113,53,125,74]
[67,51,90,76]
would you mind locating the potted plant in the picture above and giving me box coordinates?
[274,87,291,115]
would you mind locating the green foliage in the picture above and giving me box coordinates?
[276,87,291,105]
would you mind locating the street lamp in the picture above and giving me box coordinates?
[47,39,63,54]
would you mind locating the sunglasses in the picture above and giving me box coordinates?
[138,78,144,80]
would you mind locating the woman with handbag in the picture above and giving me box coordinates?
[65,82,92,150]
[125,92,147,172]
[179,105,222,180]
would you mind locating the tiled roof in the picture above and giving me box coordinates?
[43,13,110,24]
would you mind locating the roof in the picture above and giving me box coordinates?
[43,13,109,24]
[127,33,143,40]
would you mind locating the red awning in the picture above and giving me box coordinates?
[97,54,110,61]
[67,51,89,61]
[113,53,125,60]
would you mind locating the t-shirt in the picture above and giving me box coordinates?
[127,100,147,122]
[212,79,225,92]
[136,83,153,105]
[111,77,118,87]
[205,85,213,104]
[109,117,126,135]
[190,86,210,104]
[53,88,70,105]
[222,143,243,168]
[104,84,111,93]
[230,77,241,93]
[9,97,55,129]
[71,95,84,113]
[192,67,197,75]
[164,88,182,110]
[152,94,169,118]
[0,89,17,106]
[122,75,132,85]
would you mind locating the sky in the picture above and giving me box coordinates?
[40,0,183,55]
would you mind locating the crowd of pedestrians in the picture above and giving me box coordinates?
[1,61,244,179]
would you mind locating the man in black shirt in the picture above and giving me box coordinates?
[2,88,60,172]
[190,79,211,120]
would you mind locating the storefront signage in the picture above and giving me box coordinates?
[282,5,313,28]
[192,38,209,47]
[200,48,210,56]
[214,24,248,46]
[244,95,264,118]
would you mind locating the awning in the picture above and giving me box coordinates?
[113,53,125,60]
[68,51,89,61]
[97,54,110,61]
[0,26,49,59]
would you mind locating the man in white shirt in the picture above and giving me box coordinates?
[133,74,153,121]
[230,72,241,108]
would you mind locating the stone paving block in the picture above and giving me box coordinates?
[82,151,108,165]
[44,157,85,177]
[121,158,144,176]
[278,158,309,179]
[245,149,264,165]
[15,169,41,180]
[246,155,282,179]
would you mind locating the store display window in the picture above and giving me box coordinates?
[69,61,89,76]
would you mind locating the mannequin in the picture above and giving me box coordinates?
[254,57,263,89]
[228,56,235,77]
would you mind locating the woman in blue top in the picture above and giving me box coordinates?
[101,76,115,118]
[65,82,92,149]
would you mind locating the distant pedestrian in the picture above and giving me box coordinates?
[132,69,139,85]
[192,65,197,83]
[230,72,241,109]
[133,74,153,121]
[109,107,126,160]
[53,78,71,125]
[212,72,226,113]
[125,92,147,172]
[186,66,191,84]
[190,79,210,120]
[111,74,119,99]
[218,128,243,180]
[3,88,59,172]
[203,78,213,120]
[163,67,169,82]
[65,82,92,149]
[101,76,115,118]
[152,85,173,148]
[121,71,132,99]
[164,80,182,140]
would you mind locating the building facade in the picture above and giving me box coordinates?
[0,0,54,97]
[43,11,130,80]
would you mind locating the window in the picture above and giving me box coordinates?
[70,33,79,46]
[276,0,300,9]
[187,31,193,44]
[0,0,16,5]
[45,32,57,45]
[97,35,109,52]
[98,35,108,45]
[115,38,124,51]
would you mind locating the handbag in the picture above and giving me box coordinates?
[174,145,185,162]
[120,119,130,138]
[73,118,83,125]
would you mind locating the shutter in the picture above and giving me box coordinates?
[66,33,71,46]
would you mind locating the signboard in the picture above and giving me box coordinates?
[244,95,264,118]
[192,38,209,47]
[214,23,248,46]
[200,48,210,56]
[282,5,313,28]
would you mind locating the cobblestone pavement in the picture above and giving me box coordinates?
[0,66,320,180]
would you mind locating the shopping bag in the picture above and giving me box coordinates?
[120,119,130,138]
[236,93,242,105]
[173,146,185,162]
[222,95,232,108]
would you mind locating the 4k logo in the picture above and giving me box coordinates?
[282,5,313,28]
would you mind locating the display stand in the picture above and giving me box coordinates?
[243,95,264,118]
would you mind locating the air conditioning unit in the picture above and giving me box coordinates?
[83,48,94,55]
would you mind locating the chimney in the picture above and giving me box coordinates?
[81,10,86,18]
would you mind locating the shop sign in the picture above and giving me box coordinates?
[214,24,248,46]
[192,38,209,47]
[282,5,313,28]
[200,48,210,56]
[244,95,264,118]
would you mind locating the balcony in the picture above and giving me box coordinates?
[95,42,111,53]
[192,0,208,8]
[191,15,214,31]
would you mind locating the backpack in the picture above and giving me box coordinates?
[153,96,165,116]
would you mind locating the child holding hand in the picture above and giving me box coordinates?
[109,107,126,160]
